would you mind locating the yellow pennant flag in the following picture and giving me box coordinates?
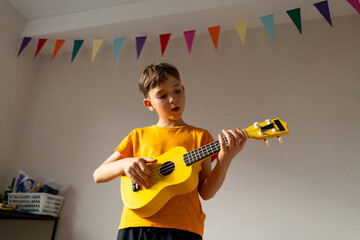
[234,21,247,46]
[92,39,104,63]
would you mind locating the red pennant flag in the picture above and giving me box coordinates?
[160,33,171,56]
[51,40,66,61]
[208,26,220,49]
[34,38,47,59]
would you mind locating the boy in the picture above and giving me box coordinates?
[93,63,247,240]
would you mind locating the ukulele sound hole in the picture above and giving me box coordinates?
[159,161,175,176]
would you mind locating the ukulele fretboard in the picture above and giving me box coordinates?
[183,132,240,166]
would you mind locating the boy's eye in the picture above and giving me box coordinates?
[159,95,167,99]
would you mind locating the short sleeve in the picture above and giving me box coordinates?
[115,131,134,158]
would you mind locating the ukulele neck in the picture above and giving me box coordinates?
[183,131,243,166]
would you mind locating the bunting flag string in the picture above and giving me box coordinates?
[16,1,348,61]
[136,36,147,59]
[92,39,104,63]
[234,21,247,46]
[34,38,47,59]
[287,8,302,34]
[184,30,196,54]
[51,39,66,61]
[114,38,125,62]
[160,33,171,56]
[346,0,360,14]
[71,40,84,63]
[208,26,220,49]
[260,14,274,40]
[314,0,333,26]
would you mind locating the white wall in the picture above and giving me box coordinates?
[0,0,40,189]
[1,4,360,239]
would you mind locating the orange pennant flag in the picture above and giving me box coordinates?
[51,39,66,61]
[208,26,221,49]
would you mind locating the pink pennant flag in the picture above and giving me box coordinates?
[346,0,360,14]
[160,33,171,56]
[34,38,47,59]
[208,26,220,50]
[183,30,196,54]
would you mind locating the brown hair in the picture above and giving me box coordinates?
[139,63,181,97]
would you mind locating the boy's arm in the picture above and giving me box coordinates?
[198,128,247,200]
[93,151,157,188]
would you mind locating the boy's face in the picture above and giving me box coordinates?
[144,75,185,124]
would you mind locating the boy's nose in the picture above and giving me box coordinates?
[169,95,176,103]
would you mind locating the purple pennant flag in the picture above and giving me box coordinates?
[314,1,333,26]
[136,36,147,59]
[17,37,32,57]
[183,30,196,54]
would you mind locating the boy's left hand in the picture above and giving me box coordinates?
[217,128,247,167]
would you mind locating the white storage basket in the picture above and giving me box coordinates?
[8,193,64,217]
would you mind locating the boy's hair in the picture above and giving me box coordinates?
[139,63,181,98]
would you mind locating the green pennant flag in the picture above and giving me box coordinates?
[71,40,84,63]
[286,8,302,34]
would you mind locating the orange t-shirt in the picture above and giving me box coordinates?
[115,125,214,236]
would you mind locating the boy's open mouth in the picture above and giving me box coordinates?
[171,107,180,112]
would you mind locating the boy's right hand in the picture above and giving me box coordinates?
[123,158,157,189]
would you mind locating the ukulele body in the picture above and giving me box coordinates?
[121,146,200,218]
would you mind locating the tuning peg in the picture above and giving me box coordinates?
[253,122,259,128]
[258,130,263,136]
[272,128,277,132]
[278,136,283,144]
[264,139,270,147]
[266,119,271,124]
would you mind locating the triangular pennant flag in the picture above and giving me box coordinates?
[346,0,360,14]
[314,1,333,26]
[208,26,220,50]
[51,39,66,61]
[114,38,125,62]
[234,21,247,46]
[17,37,32,57]
[260,15,274,40]
[183,30,196,54]
[34,38,47,59]
[71,40,84,63]
[92,39,104,63]
[160,33,171,56]
[136,36,147,59]
[286,8,302,34]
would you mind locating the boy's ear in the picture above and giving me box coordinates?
[143,99,155,111]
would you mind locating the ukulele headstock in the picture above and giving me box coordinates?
[243,118,289,146]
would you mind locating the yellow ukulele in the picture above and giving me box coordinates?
[121,118,289,218]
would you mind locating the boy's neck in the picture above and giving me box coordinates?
[156,118,188,128]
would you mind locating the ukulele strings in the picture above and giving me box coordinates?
[147,140,224,178]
